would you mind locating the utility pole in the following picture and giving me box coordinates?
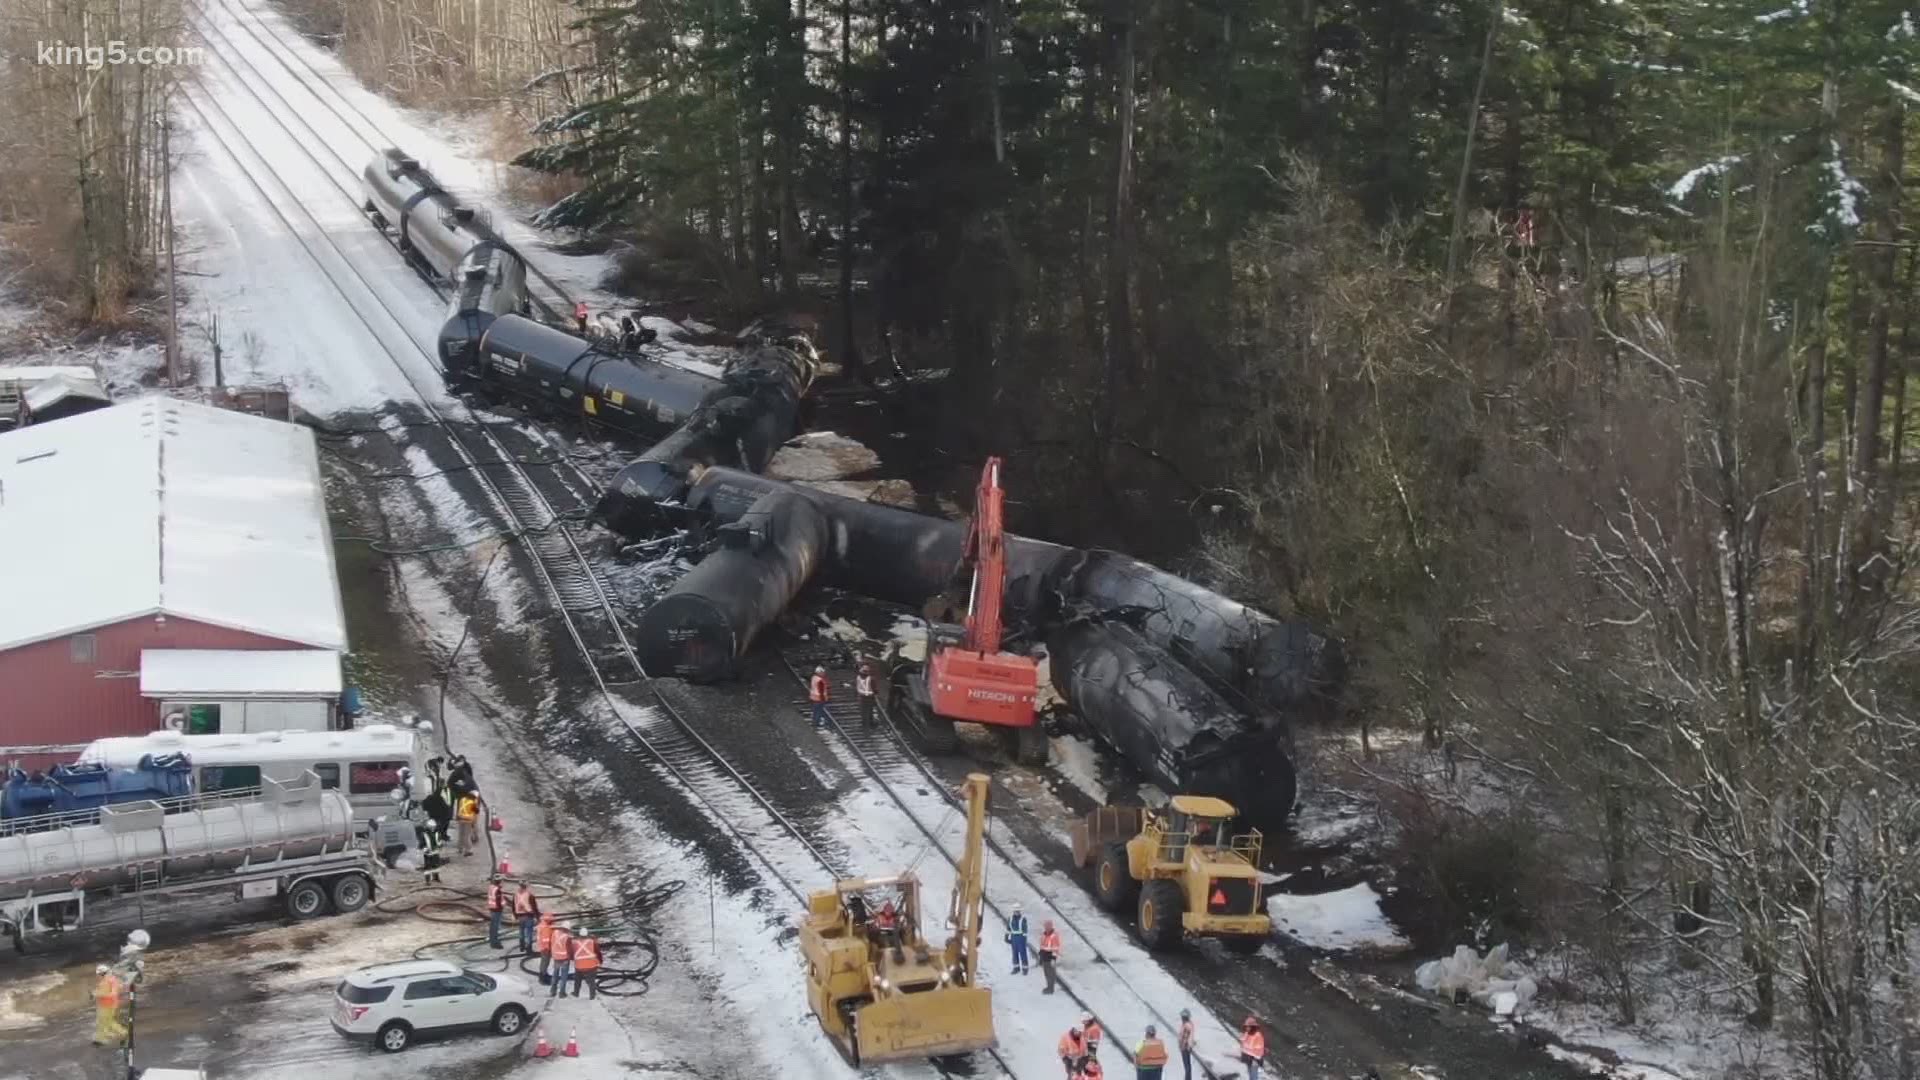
[160,110,180,386]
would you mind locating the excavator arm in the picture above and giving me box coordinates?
[962,458,1008,655]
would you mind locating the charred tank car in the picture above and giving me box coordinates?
[1046,620,1298,818]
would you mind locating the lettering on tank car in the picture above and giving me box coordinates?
[657,406,677,424]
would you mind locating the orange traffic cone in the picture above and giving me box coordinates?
[532,1026,552,1058]
[562,1026,580,1057]
[498,845,513,875]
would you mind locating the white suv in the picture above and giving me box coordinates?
[331,960,535,1053]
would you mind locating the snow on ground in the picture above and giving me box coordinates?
[1547,1046,1688,1080]
[206,0,620,310]
[1267,882,1409,953]
[1530,980,1794,1080]
[172,10,451,417]
[1041,733,1108,803]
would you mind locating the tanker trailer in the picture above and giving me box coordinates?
[0,773,399,952]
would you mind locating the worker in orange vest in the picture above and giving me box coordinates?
[534,913,557,984]
[1239,1016,1267,1080]
[514,881,541,951]
[569,924,602,998]
[1082,1060,1105,1080]
[574,301,590,335]
[91,964,127,1046]
[1038,919,1063,994]
[809,666,831,730]
[547,922,574,998]
[1178,1009,1196,1080]
[1057,1025,1089,1078]
[485,874,507,949]
[1134,1024,1170,1080]
[1082,1012,1103,1059]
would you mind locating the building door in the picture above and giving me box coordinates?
[185,704,221,734]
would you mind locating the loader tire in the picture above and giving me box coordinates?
[1138,879,1184,951]
[1013,725,1050,767]
[1094,843,1138,913]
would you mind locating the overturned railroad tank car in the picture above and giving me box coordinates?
[637,491,828,682]
[362,149,505,284]
[449,313,720,436]
[1047,620,1297,819]
[599,341,817,508]
[1052,550,1345,727]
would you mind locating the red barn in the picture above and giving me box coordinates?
[0,398,347,768]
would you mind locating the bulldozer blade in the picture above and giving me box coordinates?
[854,987,995,1063]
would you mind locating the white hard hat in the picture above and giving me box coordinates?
[126,929,151,949]
[815,665,826,674]
[95,963,109,975]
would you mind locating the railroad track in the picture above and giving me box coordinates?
[185,17,1023,1079]
[778,642,1235,1080]
[207,0,584,329]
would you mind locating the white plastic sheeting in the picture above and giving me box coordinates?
[1414,943,1540,1016]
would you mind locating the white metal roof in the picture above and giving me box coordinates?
[140,649,343,698]
[0,397,347,652]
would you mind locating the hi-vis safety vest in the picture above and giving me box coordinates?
[1179,1020,1195,1049]
[572,937,601,971]
[536,920,554,952]
[1241,1028,1266,1060]
[856,673,874,696]
[94,975,124,1009]
[1039,928,1062,956]
[486,883,505,911]
[810,675,829,702]
[514,889,537,916]
[549,928,574,959]
[1136,1037,1170,1067]
[1057,1031,1086,1058]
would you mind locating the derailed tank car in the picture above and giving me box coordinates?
[456,314,721,437]
[362,149,504,284]
[637,492,828,681]
[1047,621,1297,819]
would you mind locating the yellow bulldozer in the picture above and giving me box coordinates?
[1070,794,1272,952]
[799,773,996,1064]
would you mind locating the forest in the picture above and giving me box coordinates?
[8,0,1920,1074]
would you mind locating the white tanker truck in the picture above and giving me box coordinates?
[0,772,406,950]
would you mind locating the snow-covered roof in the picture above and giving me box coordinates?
[22,373,111,412]
[140,649,343,698]
[0,397,347,652]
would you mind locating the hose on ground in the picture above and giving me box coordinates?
[384,875,684,997]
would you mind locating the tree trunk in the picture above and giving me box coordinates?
[1850,94,1905,594]
[1442,0,1504,331]
[837,0,862,378]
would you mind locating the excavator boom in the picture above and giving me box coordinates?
[926,458,1040,731]
[964,458,1008,654]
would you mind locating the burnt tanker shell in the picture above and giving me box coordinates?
[636,491,827,682]
[1060,550,1346,725]
[674,467,1072,615]
[598,343,815,534]
[1047,620,1297,818]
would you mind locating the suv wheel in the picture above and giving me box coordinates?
[491,1004,528,1036]
[377,1020,412,1053]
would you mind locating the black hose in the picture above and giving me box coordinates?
[392,877,684,998]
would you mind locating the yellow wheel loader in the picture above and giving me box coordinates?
[799,773,997,1064]
[1069,794,1272,952]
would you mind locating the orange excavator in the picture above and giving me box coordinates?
[892,458,1047,764]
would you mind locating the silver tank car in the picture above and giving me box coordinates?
[0,781,356,899]
[362,149,500,283]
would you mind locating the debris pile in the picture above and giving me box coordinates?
[1414,944,1540,1018]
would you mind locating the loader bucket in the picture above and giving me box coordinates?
[855,986,995,1062]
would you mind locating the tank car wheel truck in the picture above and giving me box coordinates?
[1069,794,1272,952]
